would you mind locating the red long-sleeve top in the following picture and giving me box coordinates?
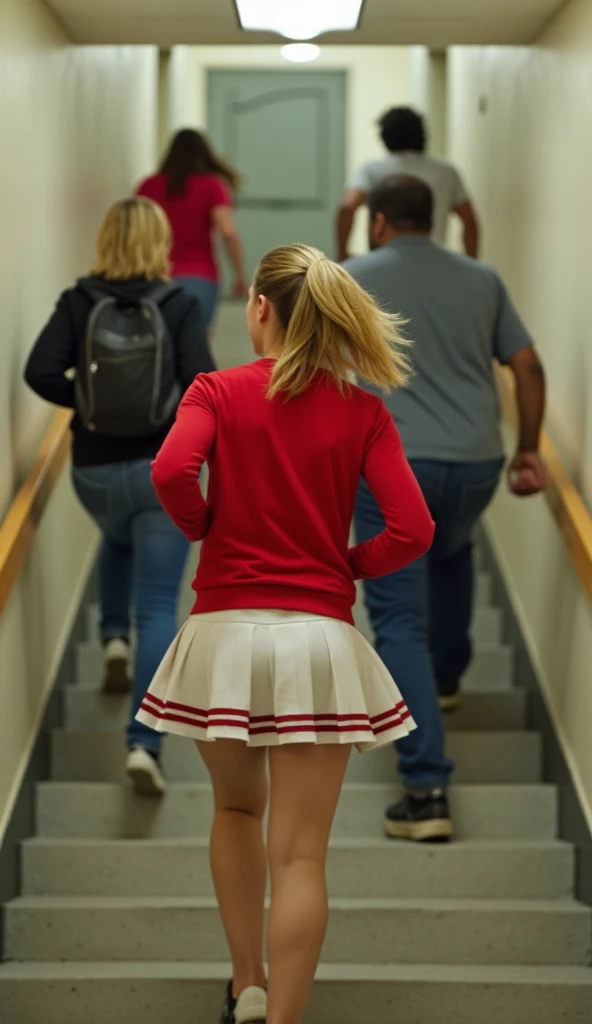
[152,360,434,625]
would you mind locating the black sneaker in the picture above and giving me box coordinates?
[438,680,461,712]
[385,789,453,842]
[220,981,267,1024]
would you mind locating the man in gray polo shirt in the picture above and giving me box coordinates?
[344,176,546,842]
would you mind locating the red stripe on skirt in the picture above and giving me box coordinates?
[140,702,407,736]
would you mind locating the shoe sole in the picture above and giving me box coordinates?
[102,657,131,695]
[126,763,166,798]
[385,818,454,842]
[439,693,461,712]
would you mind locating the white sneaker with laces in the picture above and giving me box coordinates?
[103,638,131,694]
[126,746,166,797]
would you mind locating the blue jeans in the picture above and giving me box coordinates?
[355,458,504,789]
[175,275,220,328]
[72,460,190,752]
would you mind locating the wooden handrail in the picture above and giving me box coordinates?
[0,409,71,617]
[496,366,592,604]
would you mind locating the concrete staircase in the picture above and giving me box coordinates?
[1,565,592,1023]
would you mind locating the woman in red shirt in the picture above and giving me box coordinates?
[138,244,434,1024]
[137,129,248,328]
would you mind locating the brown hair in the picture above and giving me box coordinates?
[160,128,243,198]
[254,244,410,400]
[91,197,171,281]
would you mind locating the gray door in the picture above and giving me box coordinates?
[207,69,346,289]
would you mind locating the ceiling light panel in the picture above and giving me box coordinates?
[235,0,364,40]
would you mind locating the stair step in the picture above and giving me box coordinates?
[2,961,591,1024]
[50,730,541,785]
[472,605,503,644]
[36,780,557,841]
[75,638,514,692]
[22,837,573,900]
[5,896,590,966]
[63,687,527,732]
[476,570,493,606]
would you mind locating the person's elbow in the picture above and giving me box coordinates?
[24,356,42,395]
[151,455,180,503]
[507,345,545,384]
[337,197,357,225]
[219,224,239,245]
[409,511,435,560]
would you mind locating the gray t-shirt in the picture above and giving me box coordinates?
[343,238,534,462]
[348,151,470,244]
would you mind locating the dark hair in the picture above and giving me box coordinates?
[378,107,426,153]
[159,128,242,198]
[368,175,434,233]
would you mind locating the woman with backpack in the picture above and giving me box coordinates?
[137,128,248,328]
[137,243,435,1024]
[25,196,216,797]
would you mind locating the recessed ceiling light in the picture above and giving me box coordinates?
[235,0,364,41]
[281,44,321,64]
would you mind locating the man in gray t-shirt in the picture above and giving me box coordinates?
[344,175,546,843]
[337,107,480,261]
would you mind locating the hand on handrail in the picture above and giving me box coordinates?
[507,450,548,498]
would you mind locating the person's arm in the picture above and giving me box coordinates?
[449,165,480,258]
[174,298,217,393]
[336,187,367,263]
[211,206,248,298]
[505,346,547,496]
[152,375,217,541]
[454,200,480,258]
[24,292,78,407]
[494,276,547,497]
[349,403,434,579]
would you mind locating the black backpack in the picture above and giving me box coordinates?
[75,280,182,437]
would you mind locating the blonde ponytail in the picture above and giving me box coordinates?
[254,244,410,400]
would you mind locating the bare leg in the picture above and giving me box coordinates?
[197,740,268,997]
[266,743,351,1024]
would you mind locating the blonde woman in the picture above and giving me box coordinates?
[138,244,434,1024]
[25,197,216,795]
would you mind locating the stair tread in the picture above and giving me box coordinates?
[9,895,588,913]
[38,780,552,792]
[24,836,569,851]
[1,961,592,984]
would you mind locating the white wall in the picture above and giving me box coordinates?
[409,46,447,157]
[167,45,413,253]
[448,0,592,824]
[0,0,158,839]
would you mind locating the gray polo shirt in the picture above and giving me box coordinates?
[348,152,469,245]
[343,238,534,462]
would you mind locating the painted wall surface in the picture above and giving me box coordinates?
[409,46,448,157]
[0,0,158,838]
[448,0,592,824]
[167,45,413,254]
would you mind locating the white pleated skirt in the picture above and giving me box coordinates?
[136,609,416,752]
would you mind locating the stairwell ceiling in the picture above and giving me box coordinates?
[48,0,566,47]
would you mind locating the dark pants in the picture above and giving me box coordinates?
[354,458,504,789]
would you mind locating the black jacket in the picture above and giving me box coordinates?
[24,275,216,467]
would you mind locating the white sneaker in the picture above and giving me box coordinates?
[235,986,267,1024]
[126,746,166,797]
[102,638,131,694]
